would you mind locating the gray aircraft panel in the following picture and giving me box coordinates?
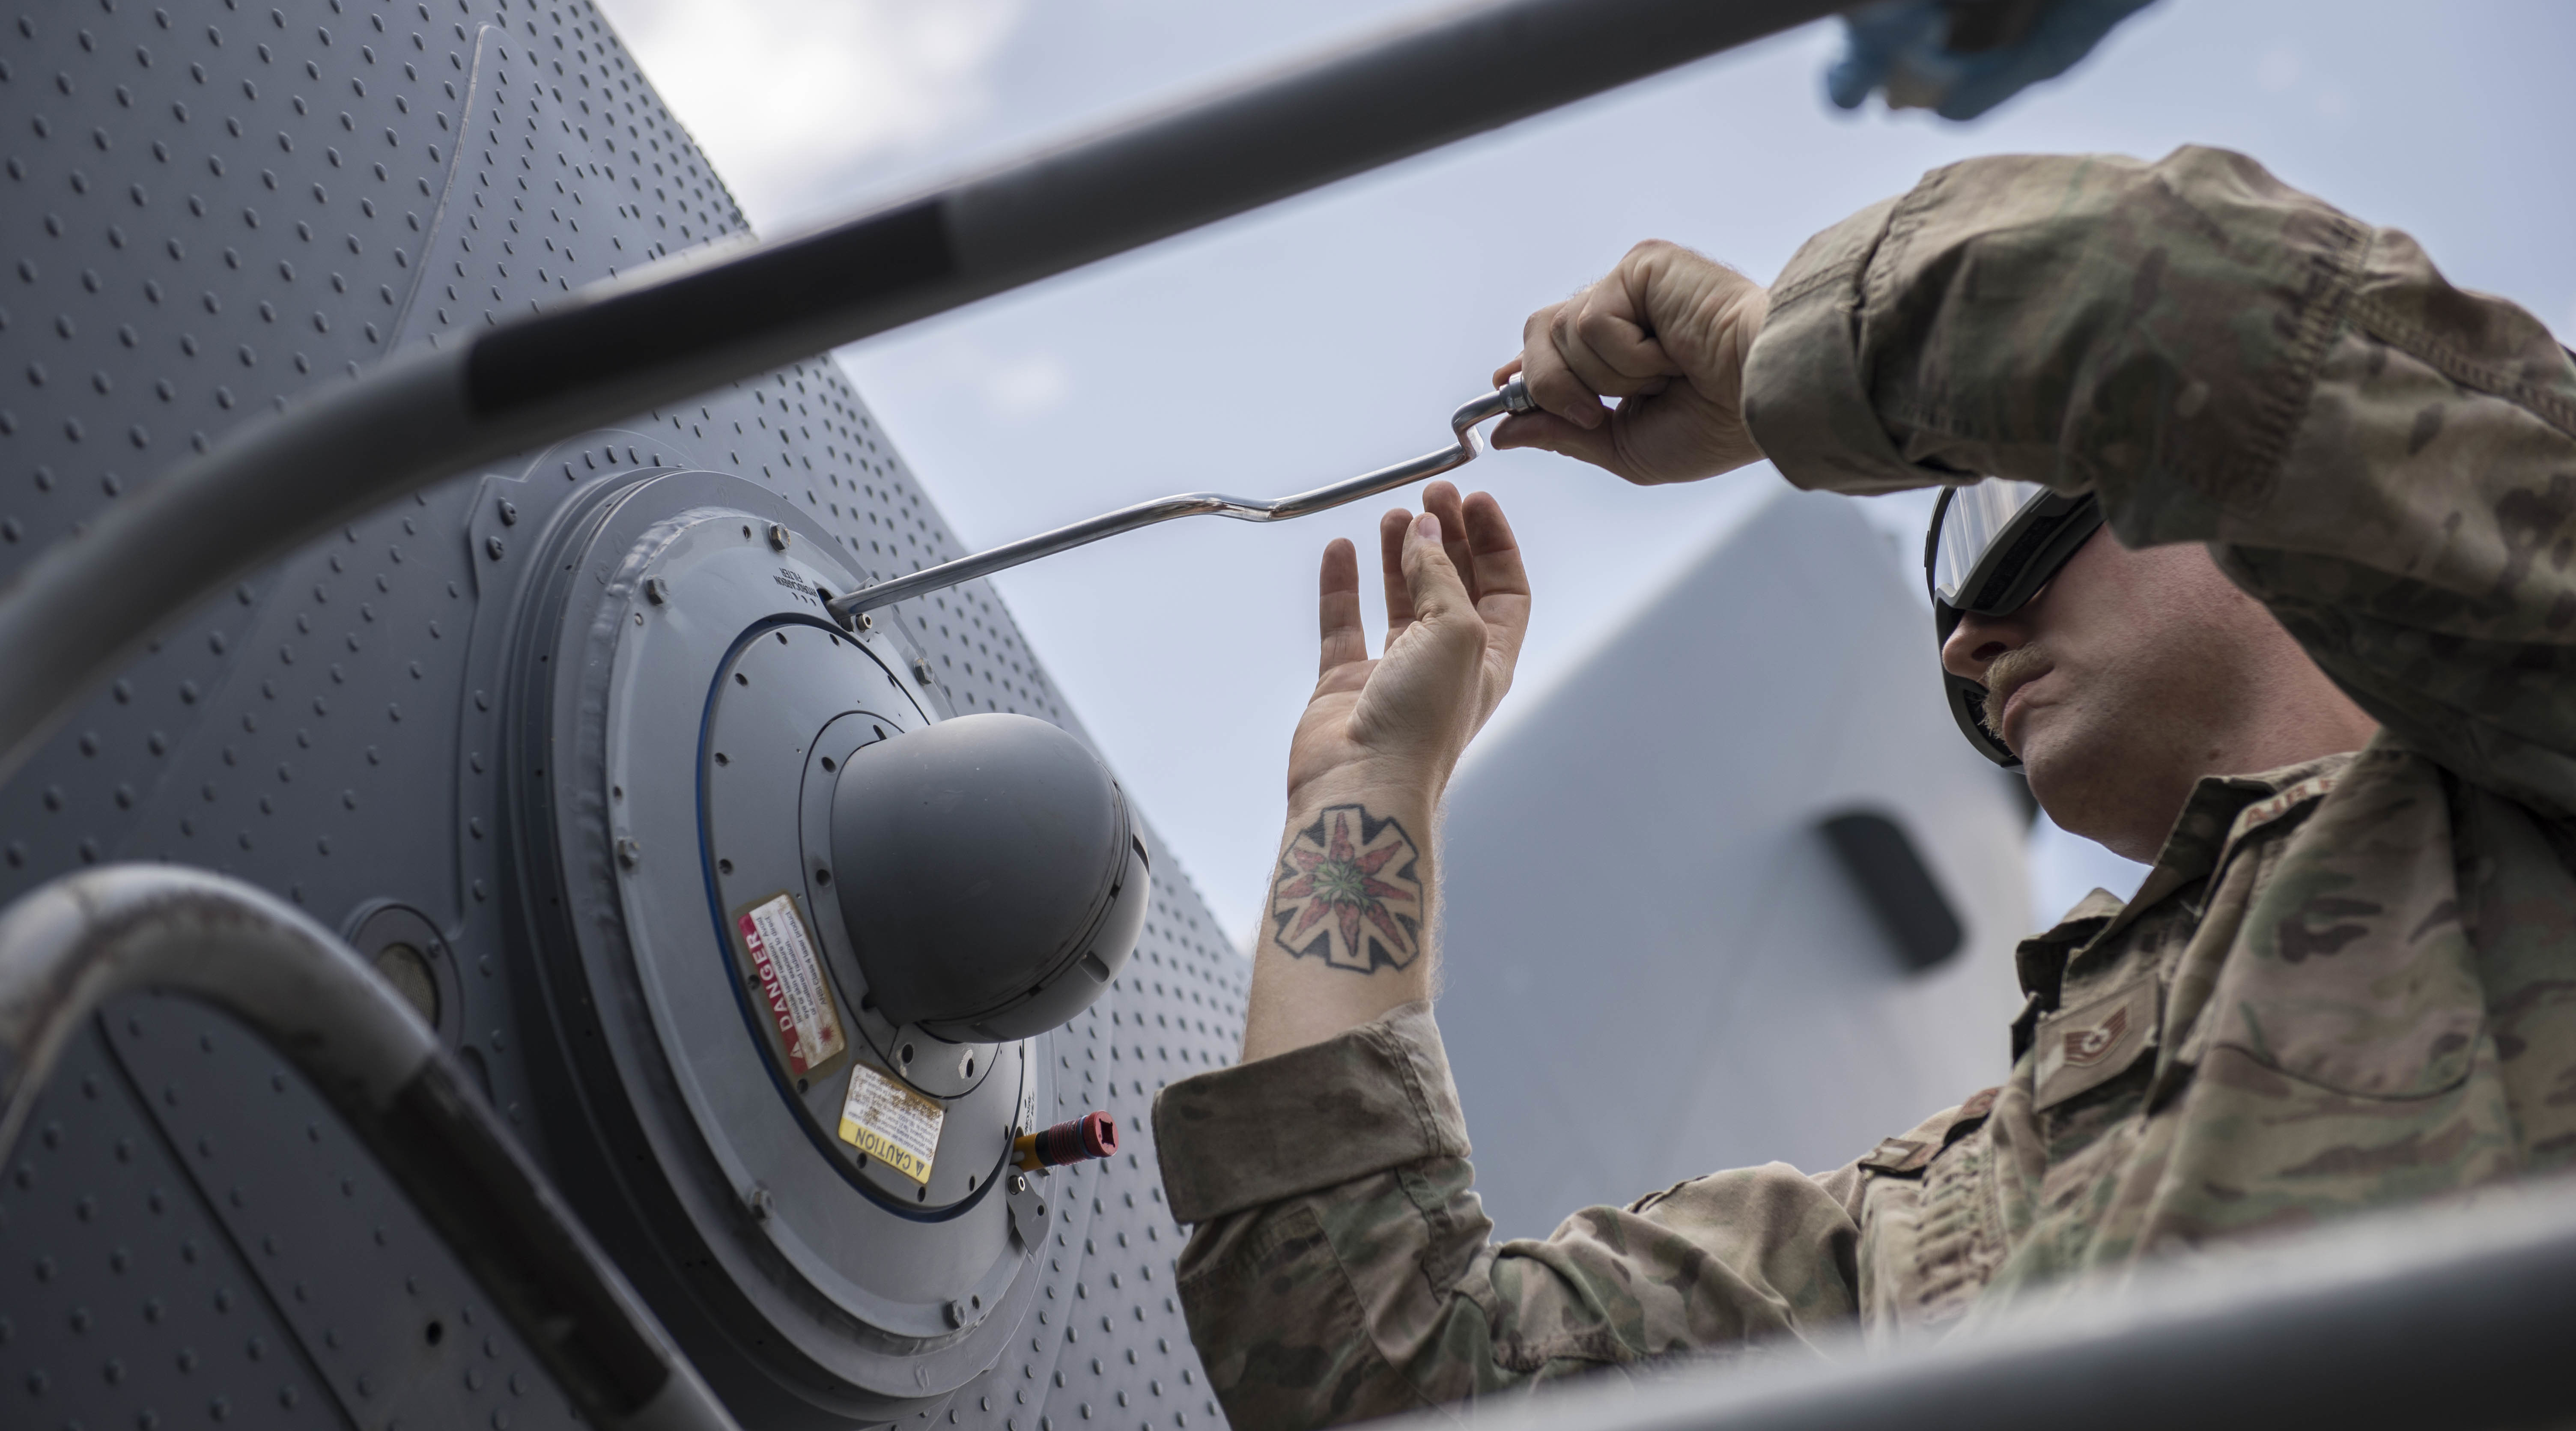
[1432,489,2029,1241]
[0,3,1241,1427]
[0,1021,355,1431]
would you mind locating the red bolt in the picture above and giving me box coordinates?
[1013,1112,1117,1171]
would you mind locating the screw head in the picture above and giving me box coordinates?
[912,657,934,686]
[1009,1174,1029,1195]
[856,611,873,630]
[746,1184,773,1221]
[616,837,641,868]
[767,522,790,552]
[483,534,505,561]
[642,575,669,606]
[496,498,518,526]
[944,1299,967,1328]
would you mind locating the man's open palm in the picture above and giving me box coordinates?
[1288,482,1530,808]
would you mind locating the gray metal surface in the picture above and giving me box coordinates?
[103,998,587,1431]
[0,863,736,1431]
[0,1021,355,1431]
[0,4,1246,1426]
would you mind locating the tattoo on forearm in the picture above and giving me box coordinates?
[1269,804,1422,972]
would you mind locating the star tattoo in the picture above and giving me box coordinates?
[1269,804,1422,972]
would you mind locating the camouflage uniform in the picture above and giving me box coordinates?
[1150,146,2576,1428]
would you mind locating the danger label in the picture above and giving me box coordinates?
[838,1063,944,1185]
[735,893,846,1077]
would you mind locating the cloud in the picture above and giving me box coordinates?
[856,333,1073,425]
[2254,44,2303,94]
[983,352,1071,421]
[596,0,1025,225]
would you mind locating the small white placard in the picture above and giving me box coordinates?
[838,1062,945,1185]
[735,892,847,1077]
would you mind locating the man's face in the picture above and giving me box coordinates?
[1938,530,2293,857]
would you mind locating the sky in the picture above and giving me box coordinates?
[591,0,2576,942]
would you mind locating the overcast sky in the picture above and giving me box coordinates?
[593,0,2576,941]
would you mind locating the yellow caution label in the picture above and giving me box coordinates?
[837,1062,943,1185]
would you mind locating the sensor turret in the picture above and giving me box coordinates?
[829,713,1149,1042]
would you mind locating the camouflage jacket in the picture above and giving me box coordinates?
[1150,146,2576,1429]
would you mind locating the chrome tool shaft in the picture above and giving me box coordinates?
[827,376,1536,623]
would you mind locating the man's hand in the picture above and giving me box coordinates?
[1241,482,1529,1062]
[1492,240,1771,486]
[1287,482,1530,811]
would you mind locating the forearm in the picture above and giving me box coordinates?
[1743,143,2576,806]
[1741,146,2376,513]
[1746,145,2576,549]
[1157,1005,1860,1429]
[1241,777,1434,1062]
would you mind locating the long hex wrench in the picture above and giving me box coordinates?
[826,376,1536,623]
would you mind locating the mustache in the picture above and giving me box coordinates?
[1975,645,2053,750]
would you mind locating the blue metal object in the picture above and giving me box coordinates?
[1827,0,2160,120]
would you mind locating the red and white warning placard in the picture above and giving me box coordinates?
[735,892,847,1077]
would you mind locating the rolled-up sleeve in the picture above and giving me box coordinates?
[1155,1001,1470,1223]
[1154,1005,1860,1431]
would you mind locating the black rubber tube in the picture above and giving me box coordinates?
[464,200,954,417]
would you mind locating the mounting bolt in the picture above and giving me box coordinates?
[484,534,506,561]
[944,1299,968,1329]
[767,522,790,552]
[856,611,873,631]
[496,498,518,526]
[643,575,669,606]
[912,657,934,686]
[746,1184,773,1222]
[1009,1174,1029,1196]
[616,837,640,868]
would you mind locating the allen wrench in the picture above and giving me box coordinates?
[826,376,1535,623]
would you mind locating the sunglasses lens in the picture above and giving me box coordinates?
[1931,480,2053,609]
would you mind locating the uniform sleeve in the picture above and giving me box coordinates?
[1151,1004,1858,1431]
[1741,144,2576,815]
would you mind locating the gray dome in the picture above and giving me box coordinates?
[830,713,1150,1041]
